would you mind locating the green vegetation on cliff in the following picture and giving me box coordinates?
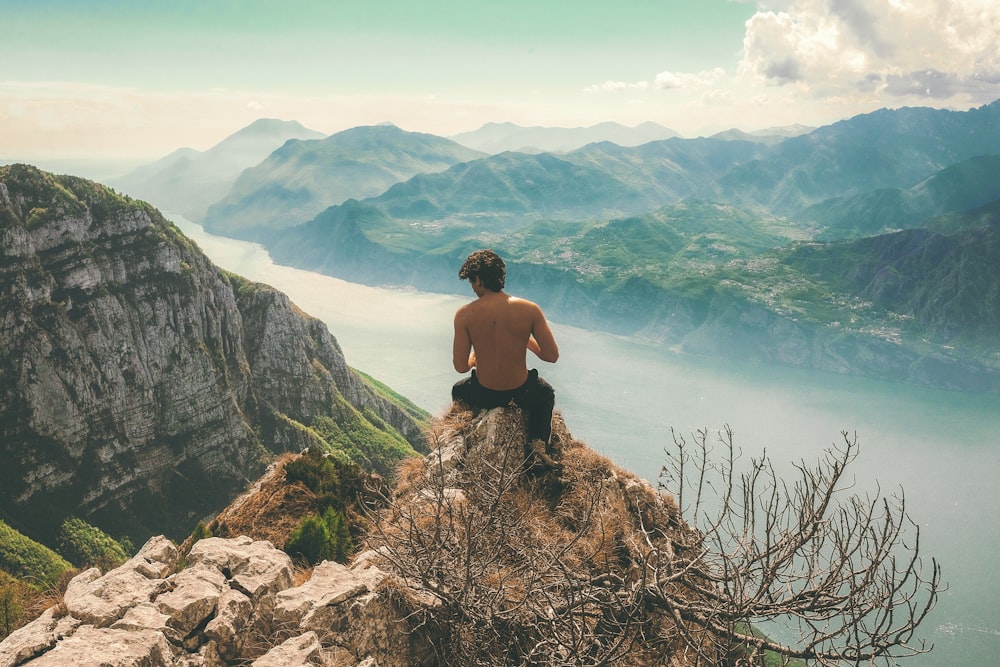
[0,521,71,589]
[57,517,132,572]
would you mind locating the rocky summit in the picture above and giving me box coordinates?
[0,407,696,667]
[0,164,424,545]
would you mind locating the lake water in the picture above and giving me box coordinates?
[172,215,1000,666]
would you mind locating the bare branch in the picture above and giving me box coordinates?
[657,427,941,665]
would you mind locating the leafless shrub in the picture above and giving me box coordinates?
[653,425,941,666]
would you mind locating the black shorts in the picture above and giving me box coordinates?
[452,369,555,444]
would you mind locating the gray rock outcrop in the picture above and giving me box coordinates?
[0,535,422,667]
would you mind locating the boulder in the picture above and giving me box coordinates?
[185,536,293,600]
[61,536,180,628]
[155,565,228,638]
[273,561,370,628]
[0,608,80,667]
[19,626,173,667]
[203,588,254,661]
[250,631,323,667]
[63,566,168,628]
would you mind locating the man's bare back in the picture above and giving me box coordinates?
[451,249,560,454]
[453,279,559,391]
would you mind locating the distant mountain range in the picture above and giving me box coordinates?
[202,124,483,237]
[448,120,681,153]
[237,137,771,248]
[798,154,1000,239]
[103,100,1000,390]
[703,103,1000,213]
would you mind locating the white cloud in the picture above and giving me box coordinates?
[583,80,650,94]
[655,68,726,90]
[740,0,1000,105]
[701,89,734,106]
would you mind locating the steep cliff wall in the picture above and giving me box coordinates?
[0,165,425,545]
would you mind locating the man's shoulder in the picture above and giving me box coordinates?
[506,293,536,306]
[508,295,543,313]
[455,299,484,320]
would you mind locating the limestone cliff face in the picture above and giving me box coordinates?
[0,164,424,544]
[232,282,423,447]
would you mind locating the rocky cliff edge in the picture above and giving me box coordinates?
[0,407,700,667]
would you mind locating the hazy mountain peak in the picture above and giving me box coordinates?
[111,118,325,221]
[234,117,318,135]
[449,120,680,154]
[213,118,324,149]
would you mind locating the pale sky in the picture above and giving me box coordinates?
[3,0,1000,161]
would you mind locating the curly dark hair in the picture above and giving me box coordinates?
[458,249,506,292]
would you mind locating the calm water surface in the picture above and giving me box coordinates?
[172,215,1000,666]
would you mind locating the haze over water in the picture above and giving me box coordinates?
[172,215,1000,666]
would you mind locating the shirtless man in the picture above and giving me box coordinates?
[451,249,560,465]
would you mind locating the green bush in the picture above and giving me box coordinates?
[284,507,353,565]
[57,517,131,571]
[284,446,364,512]
[190,521,213,543]
[324,506,353,563]
[285,515,331,564]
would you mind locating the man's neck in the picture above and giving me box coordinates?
[476,287,504,300]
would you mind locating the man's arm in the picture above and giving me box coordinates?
[453,309,474,373]
[529,305,559,363]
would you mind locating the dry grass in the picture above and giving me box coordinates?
[393,455,429,498]
[209,454,319,548]
[291,563,314,588]
[26,567,80,621]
